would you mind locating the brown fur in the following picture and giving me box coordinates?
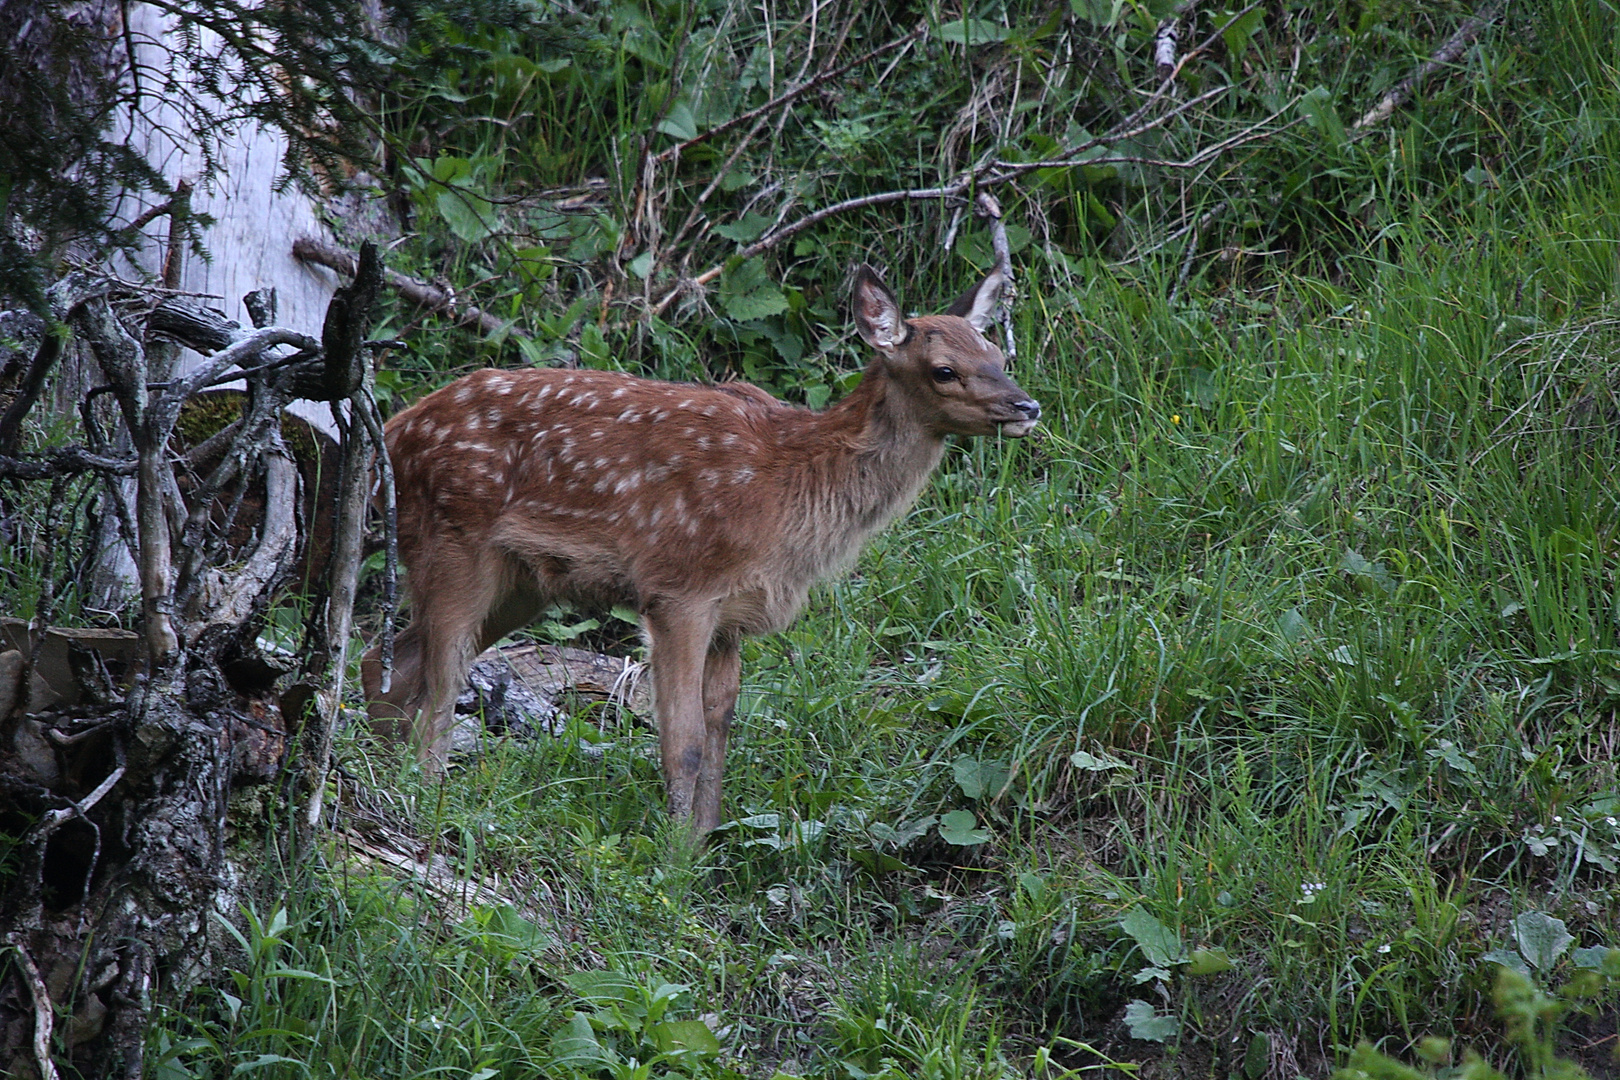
[362,266,1040,833]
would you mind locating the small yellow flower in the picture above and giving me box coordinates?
[1170,414,1181,424]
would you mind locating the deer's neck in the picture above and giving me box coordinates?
[780,360,947,577]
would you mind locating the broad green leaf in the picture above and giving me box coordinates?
[1221,7,1266,62]
[1123,1000,1177,1043]
[1298,85,1347,148]
[719,258,790,321]
[1187,947,1234,976]
[650,1019,721,1054]
[1243,1033,1269,1079]
[1277,607,1311,643]
[437,186,497,242]
[952,755,1011,799]
[549,1011,613,1067]
[1571,946,1620,973]
[1070,749,1130,772]
[714,212,775,243]
[1425,740,1477,774]
[936,18,1011,45]
[655,99,698,141]
[565,970,644,1007]
[1120,907,1187,968]
[1513,911,1574,971]
[231,1055,314,1075]
[1071,0,1125,27]
[1481,946,1532,977]
[938,809,991,845]
[628,251,654,279]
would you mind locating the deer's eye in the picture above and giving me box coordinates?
[931,366,958,383]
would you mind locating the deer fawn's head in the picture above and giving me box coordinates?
[852,264,1041,439]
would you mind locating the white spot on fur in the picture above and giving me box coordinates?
[731,467,755,484]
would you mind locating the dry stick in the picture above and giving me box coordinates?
[5,936,58,1080]
[0,333,63,457]
[975,192,1017,366]
[28,766,127,842]
[160,179,192,291]
[292,239,529,340]
[1350,0,1506,134]
[1153,1,1199,81]
[304,386,375,831]
[352,391,398,695]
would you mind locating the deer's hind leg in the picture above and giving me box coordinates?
[693,632,741,836]
[370,547,540,770]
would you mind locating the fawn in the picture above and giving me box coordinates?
[362,265,1040,833]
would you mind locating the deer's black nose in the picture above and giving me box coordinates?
[1013,399,1041,420]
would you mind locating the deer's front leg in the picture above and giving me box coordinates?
[644,599,719,826]
[694,634,741,835]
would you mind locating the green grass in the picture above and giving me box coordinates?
[155,213,1620,1074]
[144,2,1620,1077]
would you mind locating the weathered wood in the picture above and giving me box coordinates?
[146,299,242,355]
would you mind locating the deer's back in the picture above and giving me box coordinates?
[385,367,834,625]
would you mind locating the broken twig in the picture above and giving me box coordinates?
[1351,0,1506,135]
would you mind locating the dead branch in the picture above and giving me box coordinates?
[298,382,378,836]
[1351,0,1507,135]
[975,192,1017,365]
[0,333,63,457]
[293,238,528,340]
[352,391,398,695]
[0,447,138,480]
[1154,3,1197,80]
[183,450,299,636]
[3,937,57,1080]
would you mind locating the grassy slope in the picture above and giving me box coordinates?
[150,5,1620,1079]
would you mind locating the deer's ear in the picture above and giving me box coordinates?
[853,265,909,350]
[943,268,1006,332]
